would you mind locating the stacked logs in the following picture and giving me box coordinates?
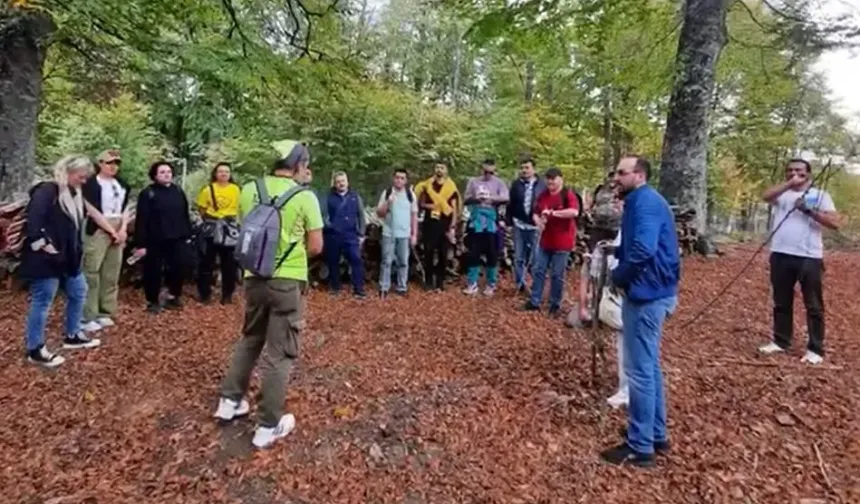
[0,200,28,286]
[312,207,590,287]
[0,198,702,290]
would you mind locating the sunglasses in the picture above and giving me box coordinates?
[104,159,122,166]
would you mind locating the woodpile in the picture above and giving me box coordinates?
[0,198,702,290]
[0,200,27,286]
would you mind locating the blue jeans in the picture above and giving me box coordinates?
[513,226,538,288]
[325,236,365,294]
[380,235,410,293]
[623,295,677,454]
[529,248,569,309]
[25,273,87,351]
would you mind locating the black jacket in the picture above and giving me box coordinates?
[506,177,546,226]
[19,183,83,280]
[134,183,192,245]
[82,175,131,235]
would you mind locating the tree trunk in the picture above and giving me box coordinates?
[524,59,535,103]
[601,89,613,172]
[0,10,54,202]
[658,0,728,233]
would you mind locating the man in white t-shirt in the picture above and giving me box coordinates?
[759,159,841,364]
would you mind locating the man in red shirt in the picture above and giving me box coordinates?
[522,167,579,317]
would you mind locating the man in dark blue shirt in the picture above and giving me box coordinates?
[600,155,680,467]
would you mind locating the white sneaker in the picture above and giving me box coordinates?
[801,351,824,365]
[63,332,101,349]
[213,397,251,421]
[462,284,479,296]
[96,317,115,328]
[758,342,785,354]
[252,414,296,449]
[607,389,629,409]
[81,321,102,333]
[27,346,65,368]
[482,285,496,297]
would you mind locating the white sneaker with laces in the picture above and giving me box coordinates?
[462,284,479,296]
[758,342,785,354]
[27,346,66,368]
[96,317,115,328]
[482,285,496,297]
[81,321,102,333]
[63,332,101,349]
[213,397,251,421]
[252,414,296,449]
[607,388,629,409]
[801,351,824,365]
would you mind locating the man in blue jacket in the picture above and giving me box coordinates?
[506,153,546,293]
[600,155,680,467]
[323,171,367,298]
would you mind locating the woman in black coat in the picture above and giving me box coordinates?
[21,155,115,367]
[131,161,193,313]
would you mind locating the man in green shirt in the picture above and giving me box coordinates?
[213,143,324,449]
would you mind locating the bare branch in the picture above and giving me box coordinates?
[220,0,249,57]
[760,0,807,24]
[735,0,774,33]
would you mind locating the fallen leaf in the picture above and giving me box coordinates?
[775,413,796,426]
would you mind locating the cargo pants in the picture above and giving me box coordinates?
[220,277,304,427]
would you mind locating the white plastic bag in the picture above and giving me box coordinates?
[598,286,623,330]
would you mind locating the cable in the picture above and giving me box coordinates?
[678,159,834,330]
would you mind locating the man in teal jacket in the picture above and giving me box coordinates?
[600,155,680,467]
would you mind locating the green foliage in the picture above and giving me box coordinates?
[38,86,163,188]
[26,0,860,222]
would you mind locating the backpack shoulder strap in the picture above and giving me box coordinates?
[384,187,392,200]
[208,184,219,211]
[272,184,307,210]
[255,177,270,205]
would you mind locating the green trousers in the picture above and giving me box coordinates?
[83,220,123,322]
[221,277,304,427]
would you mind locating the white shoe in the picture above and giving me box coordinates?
[758,342,785,354]
[252,414,296,449]
[81,321,102,333]
[606,389,629,409]
[27,346,65,368]
[62,333,101,349]
[801,351,824,365]
[96,317,115,328]
[462,284,479,296]
[213,397,250,421]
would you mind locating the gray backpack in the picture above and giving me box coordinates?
[234,177,307,278]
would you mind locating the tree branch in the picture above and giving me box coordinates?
[220,0,249,57]
[735,0,774,33]
[760,0,807,24]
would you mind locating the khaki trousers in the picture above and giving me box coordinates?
[221,277,304,427]
[83,218,123,322]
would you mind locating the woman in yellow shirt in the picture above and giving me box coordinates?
[196,162,241,304]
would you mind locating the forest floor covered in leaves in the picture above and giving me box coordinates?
[1,246,858,504]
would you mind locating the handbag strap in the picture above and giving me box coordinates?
[208,184,219,212]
